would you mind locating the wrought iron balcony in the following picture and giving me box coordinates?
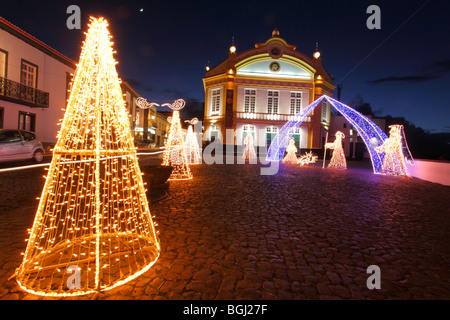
[0,76,49,108]
[235,111,311,122]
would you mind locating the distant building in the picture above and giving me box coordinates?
[202,29,335,151]
[330,114,386,159]
[0,16,158,147]
[135,109,171,147]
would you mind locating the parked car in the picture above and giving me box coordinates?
[0,129,45,163]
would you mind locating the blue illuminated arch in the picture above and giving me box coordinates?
[266,95,388,174]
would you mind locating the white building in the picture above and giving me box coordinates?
[330,113,386,159]
[0,16,75,145]
[0,16,149,147]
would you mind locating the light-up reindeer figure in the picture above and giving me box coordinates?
[375,124,413,177]
[325,131,347,169]
[282,137,298,164]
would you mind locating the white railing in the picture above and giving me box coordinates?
[235,111,311,122]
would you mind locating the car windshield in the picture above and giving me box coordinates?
[0,131,21,143]
[21,131,36,142]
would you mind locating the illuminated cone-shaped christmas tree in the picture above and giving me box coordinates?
[162,99,192,180]
[184,118,202,165]
[15,18,160,297]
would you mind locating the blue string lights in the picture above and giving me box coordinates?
[266,95,389,174]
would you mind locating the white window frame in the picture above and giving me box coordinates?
[243,124,256,133]
[266,126,279,134]
[321,100,328,122]
[211,88,221,115]
[243,124,256,144]
[21,60,37,88]
[290,92,302,115]
[267,90,279,114]
[210,124,219,140]
[244,88,256,113]
[0,49,7,79]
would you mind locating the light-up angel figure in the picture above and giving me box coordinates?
[325,131,347,169]
[282,137,298,164]
[298,151,318,166]
[242,133,257,162]
[375,124,413,177]
[162,99,192,180]
[184,118,202,164]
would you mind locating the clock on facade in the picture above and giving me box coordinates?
[269,62,280,73]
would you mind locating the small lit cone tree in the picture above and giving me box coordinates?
[14,18,160,297]
[242,133,257,163]
[282,138,298,164]
[184,118,202,165]
[325,131,347,169]
[375,124,412,177]
[162,100,193,180]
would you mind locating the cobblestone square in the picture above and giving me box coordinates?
[0,157,449,300]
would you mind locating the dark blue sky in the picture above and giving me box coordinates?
[2,0,449,132]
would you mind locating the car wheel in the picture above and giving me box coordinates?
[33,149,44,163]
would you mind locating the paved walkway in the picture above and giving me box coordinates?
[0,157,449,300]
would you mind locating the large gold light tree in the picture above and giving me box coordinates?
[14,18,160,297]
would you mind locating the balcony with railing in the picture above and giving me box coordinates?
[0,76,49,108]
[235,111,311,123]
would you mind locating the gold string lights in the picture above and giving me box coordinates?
[375,124,412,177]
[242,133,257,163]
[282,137,298,164]
[298,151,318,166]
[14,17,160,297]
[162,99,193,180]
[184,118,202,165]
[325,131,347,170]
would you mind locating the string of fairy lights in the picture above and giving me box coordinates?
[0,151,165,173]
[14,17,160,297]
[161,99,193,180]
[184,118,202,165]
[242,132,257,163]
[6,12,416,298]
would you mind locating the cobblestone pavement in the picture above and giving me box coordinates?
[0,157,449,300]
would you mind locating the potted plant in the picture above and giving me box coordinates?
[140,165,173,202]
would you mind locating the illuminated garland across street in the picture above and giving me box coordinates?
[266,95,389,174]
[162,100,193,180]
[14,17,160,297]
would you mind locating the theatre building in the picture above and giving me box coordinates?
[202,29,335,152]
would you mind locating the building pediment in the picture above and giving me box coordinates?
[236,56,314,80]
